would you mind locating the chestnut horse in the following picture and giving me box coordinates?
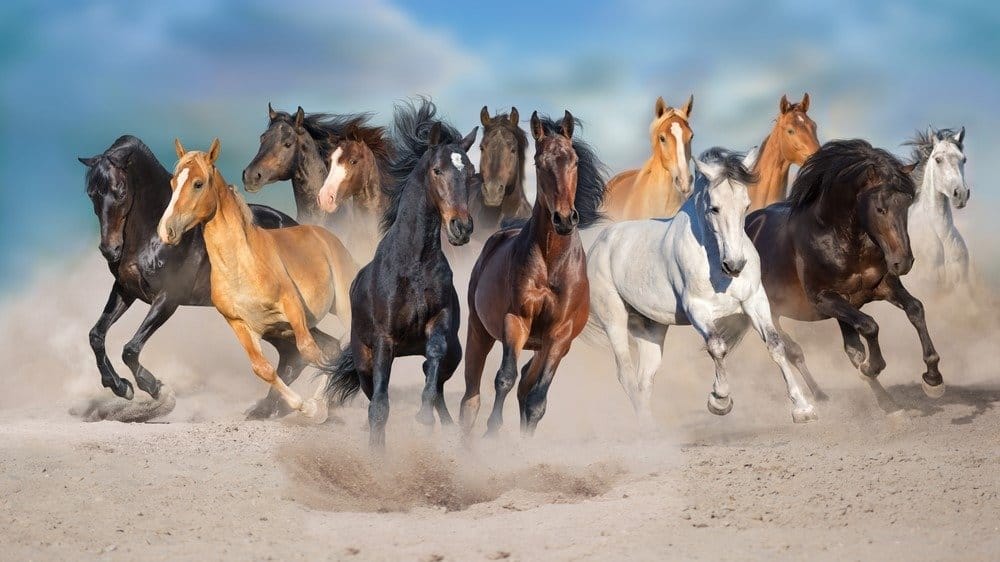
[316,115,394,217]
[461,111,608,437]
[602,96,693,220]
[323,99,478,448]
[79,135,296,415]
[745,139,944,409]
[159,139,357,417]
[746,93,820,212]
[471,106,531,233]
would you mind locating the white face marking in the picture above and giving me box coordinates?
[159,167,188,241]
[451,152,464,171]
[319,147,347,210]
[797,114,806,124]
[670,122,689,187]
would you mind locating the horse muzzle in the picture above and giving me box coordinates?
[721,257,746,278]
[482,181,506,207]
[888,255,914,276]
[99,242,123,263]
[446,217,473,246]
[242,169,264,193]
[551,209,579,235]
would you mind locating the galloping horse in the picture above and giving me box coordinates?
[471,106,531,233]
[587,148,817,424]
[746,94,820,212]
[79,135,297,416]
[746,139,945,405]
[904,127,973,293]
[315,115,394,217]
[323,99,478,448]
[461,111,608,436]
[602,96,694,220]
[158,139,357,417]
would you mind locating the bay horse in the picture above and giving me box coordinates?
[323,99,478,448]
[904,127,973,293]
[587,148,816,424]
[602,95,694,220]
[79,135,298,416]
[460,110,608,437]
[746,93,820,212]
[470,105,531,233]
[745,139,945,407]
[158,139,357,417]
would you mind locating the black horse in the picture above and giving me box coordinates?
[323,99,478,448]
[79,135,300,417]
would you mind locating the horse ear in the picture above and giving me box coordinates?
[78,156,97,167]
[460,126,479,152]
[780,95,791,114]
[530,111,544,141]
[654,96,668,118]
[561,110,574,139]
[680,94,694,118]
[480,106,491,127]
[954,126,965,145]
[268,102,277,121]
[294,106,306,134]
[900,162,918,175]
[800,93,810,112]
[208,138,222,164]
[429,121,442,146]
[174,138,186,159]
[509,107,519,127]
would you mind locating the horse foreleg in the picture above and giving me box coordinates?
[368,338,394,450]
[744,293,817,423]
[774,316,828,401]
[814,292,886,378]
[880,276,944,398]
[517,331,572,436]
[687,302,735,416]
[90,283,136,399]
[228,319,313,418]
[279,294,326,366]
[435,334,462,426]
[417,312,454,429]
[486,315,528,437]
[122,292,178,399]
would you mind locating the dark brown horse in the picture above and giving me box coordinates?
[471,106,531,233]
[746,139,944,407]
[461,111,607,436]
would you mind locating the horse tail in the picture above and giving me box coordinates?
[712,313,751,352]
[322,349,362,405]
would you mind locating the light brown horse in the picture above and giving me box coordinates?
[460,111,607,436]
[602,95,694,220]
[747,93,820,212]
[158,139,357,417]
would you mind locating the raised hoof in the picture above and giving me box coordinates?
[109,378,134,401]
[707,393,733,416]
[792,405,818,423]
[922,379,945,399]
[299,398,319,419]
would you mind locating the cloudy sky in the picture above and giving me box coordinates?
[2,0,998,290]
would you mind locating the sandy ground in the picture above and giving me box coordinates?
[1,254,998,561]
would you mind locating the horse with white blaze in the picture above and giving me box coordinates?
[586,147,817,424]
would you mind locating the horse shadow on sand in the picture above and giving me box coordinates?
[885,383,1000,425]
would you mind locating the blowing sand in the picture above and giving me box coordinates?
[1,252,998,561]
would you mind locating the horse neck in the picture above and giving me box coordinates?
[357,147,385,210]
[202,176,257,272]
[915,168,954,230]
[524,189,575,263]
[641,148,684,211]
[291,137,327,213]
[751,134,792,203]
[128,154,173,240]
[388,171,444,258]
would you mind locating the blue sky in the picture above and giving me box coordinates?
[2,0,999,290]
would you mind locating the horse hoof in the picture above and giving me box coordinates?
[922,379,945,399]
[707,394,733,416]
[245,401,274,420]
[299,399,319,419]
[113,379,135,401]
[792,406,818,424]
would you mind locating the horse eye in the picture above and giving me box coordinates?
[284,142,293,148]
[511,148,516,154]
[480,144,485,151]
[659,135,666,143]
[877,207,887,215]
[194,180,204,189]
[935,156,943,164]
[350,159,358,165]
[787,129,794,134]
[433,168,442,176]
[710,206,720,214]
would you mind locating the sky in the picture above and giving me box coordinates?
[2,0,999,291]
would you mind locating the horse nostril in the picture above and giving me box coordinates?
[551,212,562,226]
[569,209,580,225]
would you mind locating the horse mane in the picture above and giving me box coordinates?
[787,139,914,213]
[697,147,758,188]
[903,128,963,199]
[381,97,464,232]
[535,113,609,228]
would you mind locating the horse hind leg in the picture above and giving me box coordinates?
[459,313,494,434]
[629,316,667,424]
[245,337,307,420]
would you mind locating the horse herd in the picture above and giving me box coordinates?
[79,94,975,448]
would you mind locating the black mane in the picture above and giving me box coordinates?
[270,110,375,159]
[787,139,914,213]
[532,113,608,229]
[381,98,464,232]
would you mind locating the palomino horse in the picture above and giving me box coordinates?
[461,111,608,436]
[602,95,694,220]
[904,127,973,293]
[158,139,357,417]
[79,135,297,416]
[587,148,817,424]
[745,139,945,409]
[471,106,531,233]
[746,93,820,212]
[324,99,478,448]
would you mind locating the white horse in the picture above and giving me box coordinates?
[586,147,817,424]
[905,127,973,293]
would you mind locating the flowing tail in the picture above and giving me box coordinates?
[322,349,362,405]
